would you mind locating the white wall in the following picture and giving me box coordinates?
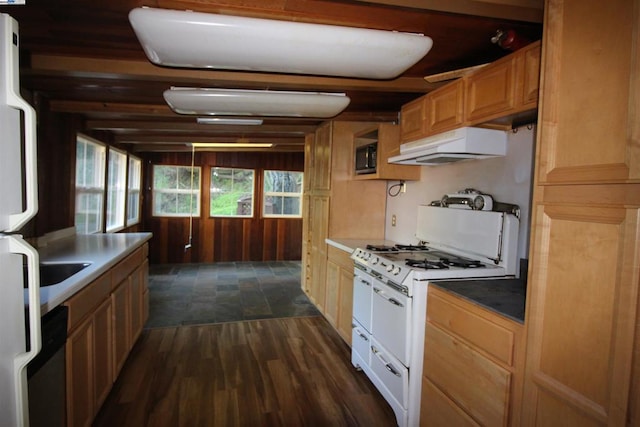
[384,125,536,261]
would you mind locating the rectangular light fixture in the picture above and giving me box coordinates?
[191,142,274,148]
[129,7,433,80]
[196,117,264,125]
[165,88,350,118]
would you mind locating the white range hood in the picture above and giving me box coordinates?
[388,127,507,166]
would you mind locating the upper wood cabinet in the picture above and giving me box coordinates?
[400,41,541,144]
[353,123,421,181]
[427,79,465,134]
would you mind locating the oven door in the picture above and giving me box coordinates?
[352,267,373,333]
[371,280,412,367]
[370,336,409,409]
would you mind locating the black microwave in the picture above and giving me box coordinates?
[355,143,377,175]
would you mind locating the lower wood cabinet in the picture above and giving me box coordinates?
[64,243,149,427]
[421,286,524,426]
[324,245,354,345]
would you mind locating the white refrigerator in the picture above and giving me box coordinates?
[0,13,42,427]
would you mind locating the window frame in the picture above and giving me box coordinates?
[209,166,256,218]
[262,170,303,218]
[152,164,202,218]
[75,135,106,234]
[106,147,128,233]
[126,155,142,226]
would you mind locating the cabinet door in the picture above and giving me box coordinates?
[400,95,427,142]
[130,264,144,343]
[92,298,113,410]
[66,318,93,427]
[312,122,332,191]
[521,42,541,106]
[336,266,354,345]
[420,376,479,427]
[112,279,131,378]
[427,79,465,134]
[424,323,511,427]
[324,259,340,327]
[309,195,329,310]
[465,57,517,123]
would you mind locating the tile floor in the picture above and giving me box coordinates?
[145,261,320,328]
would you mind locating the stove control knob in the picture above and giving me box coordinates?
[364,253,371,260]
[392,266,402,275]
[371,256,379,265]
[386,264,394,273]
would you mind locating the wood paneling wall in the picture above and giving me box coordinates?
[143,151,304,264]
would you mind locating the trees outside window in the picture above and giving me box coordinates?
[126,156,142,226]
[75,136,106,234]
[106,148,127,232]
[263,170,303,217]
[210,167,255,217]
[152,165,201,217]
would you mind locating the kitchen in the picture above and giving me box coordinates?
[0,1,638,426]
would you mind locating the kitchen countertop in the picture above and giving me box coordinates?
[429,278,526,323]
[28,232,152,315]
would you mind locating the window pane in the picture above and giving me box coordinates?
[152,165,201,217]
[127,157,141,225]
[262,170,303,218]
[75,136,106,234]
[106,149,127,232]
[210,167,255,217]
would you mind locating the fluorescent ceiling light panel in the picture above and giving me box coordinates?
[196,117,264,125]
[129,7,433,79]
[191,142,274,148]
[165,88,350,118]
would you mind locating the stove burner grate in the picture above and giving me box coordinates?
[405,259,449,270]
[395,244,430,251]
[439,257,484,268]
[366,244,398,252]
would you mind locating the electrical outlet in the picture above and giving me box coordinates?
[391,214,397,227]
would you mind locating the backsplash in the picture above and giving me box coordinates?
[385,125,536,261]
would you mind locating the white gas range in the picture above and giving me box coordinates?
[350,205,519,427]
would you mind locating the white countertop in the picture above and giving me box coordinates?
[28,232,152,314]
[325,238,399,253]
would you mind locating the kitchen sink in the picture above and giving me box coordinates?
[23,262,91,288]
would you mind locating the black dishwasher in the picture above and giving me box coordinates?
[26,305,68,427]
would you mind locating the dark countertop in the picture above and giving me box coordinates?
[430,278,526,323]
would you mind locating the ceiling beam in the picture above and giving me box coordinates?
[115,135,305,144]
[85,120,316,134]
[29,55,436,94]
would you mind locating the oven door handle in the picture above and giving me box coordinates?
[371,345,402,377]
[373,287,404,307]
[359,278,371,287]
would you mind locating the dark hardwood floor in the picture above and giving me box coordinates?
[93,316,397,426]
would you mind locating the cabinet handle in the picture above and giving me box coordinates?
[371,345,401,377]
[360,279,371,286]
[373,288,404,307]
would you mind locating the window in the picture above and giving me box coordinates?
[75,136,106,234]
[210,167,255,217]
[106,148,127,232]
[126,156,142,226]
[263,170,303,217]
[152,165,201,217]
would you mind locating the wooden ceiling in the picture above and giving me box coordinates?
[1,0,543,153]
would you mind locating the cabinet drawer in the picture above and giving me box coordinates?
[427,290,515,366]
[423,323,510,427]
[65,272,111,332]
[111,246,143,288]
[420,376,479,427]
[327,245,353,270]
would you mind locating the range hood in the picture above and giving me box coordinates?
[388,127,507,166]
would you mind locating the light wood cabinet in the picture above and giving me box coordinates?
[422,286,524,426]
[353,123,421,181]
[325,245,354,345]
[400,95,428,142]
[302,121,387,343]
[65,297,112,427]
[427,79,465,134]
[64,243,149,426]
[399,41,541,144]
[522,1,640,425]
